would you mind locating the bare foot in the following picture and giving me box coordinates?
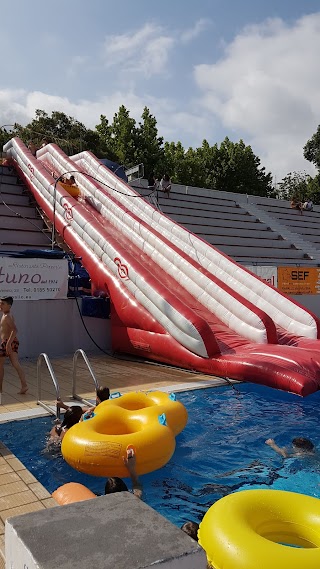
[18,386,28,395]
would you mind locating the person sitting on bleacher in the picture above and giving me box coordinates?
[302,199,313,211]
[290,198,303,214]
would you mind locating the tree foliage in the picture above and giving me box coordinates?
[275,124,320,204]
[0,128,13,152]
[304,125,320,170]
[277,171,320,204]
[134,107,164,177]
[278,172,310,200]
[14,110,101,156]
[8,107,273,196]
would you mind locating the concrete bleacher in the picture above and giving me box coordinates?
[247,195,320,240]
[239,194,320,265]
[133,182,318,267]
[0,165,53,252]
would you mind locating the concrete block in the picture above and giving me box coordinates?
[5,492,206,569]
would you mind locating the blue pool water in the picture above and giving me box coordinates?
[1,382,320,528]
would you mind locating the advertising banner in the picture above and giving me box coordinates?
[277,267,320,295]
[0,257,68,300]
[245,266,278,288]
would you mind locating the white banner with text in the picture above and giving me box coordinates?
[0,257,68,300]
[245,266,278,288]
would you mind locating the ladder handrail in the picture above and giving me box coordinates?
[37,352,61,418]
[72,349,99,405]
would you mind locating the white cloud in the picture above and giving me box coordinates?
[0,90,31,126]
[194,13,320,179]
[0,88,213,157]
[102,23,174,77]
[180,18,211,43]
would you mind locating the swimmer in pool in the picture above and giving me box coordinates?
[265,437,315,458]
[48,405,83,445]
[56,386,110,420]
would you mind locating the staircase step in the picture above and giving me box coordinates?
[1,216,44,231]
[0,182,28,194]
[0,229,51,247]
[0,243,52,252]
[0,204,39,218]
[0,175,21,185]
[0,192,31,206]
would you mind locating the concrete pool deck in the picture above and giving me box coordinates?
[0,352,227,564]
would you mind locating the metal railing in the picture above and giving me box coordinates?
[148,189,161,211]
[36,349,98,418]
[37,353,61,418]
[72,349,99,406]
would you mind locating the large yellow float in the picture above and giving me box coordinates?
[61,391,188,477]
[198,489,320,569]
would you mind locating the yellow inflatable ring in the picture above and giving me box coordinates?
[60,181,80,198]
[198,489,320,569]
[61,391,188,477]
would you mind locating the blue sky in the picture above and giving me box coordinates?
[1,0,320,181]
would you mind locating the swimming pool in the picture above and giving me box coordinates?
[0,382,319,528]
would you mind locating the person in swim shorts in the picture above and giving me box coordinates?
[0,297,28,403]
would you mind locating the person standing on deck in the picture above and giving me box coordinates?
[0,297,28,403]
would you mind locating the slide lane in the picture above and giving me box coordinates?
[36,143,275,348]
[71,150,320,343]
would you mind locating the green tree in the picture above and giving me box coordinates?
[14,109,102,155]
[304,126,320,169]
[162,141,186,182]
[196,140,221,189]
[278,171,310,201]
[306,174,320,204]
[182,146,208,187]
[161,136,272,195]
[95,115,117,161]
[212,138,272,196]
[4,106,272,196]
[0,127,15,152]
[135,107,164,178]
[109,105,137,168]
[277,171,320,204]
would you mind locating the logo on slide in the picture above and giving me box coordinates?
[114,258,129,280]
[27,163,34,180]
[63,203,73,221]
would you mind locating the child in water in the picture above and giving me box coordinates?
[265,437,315,458]
[48,405,83,445]
[56,386,110,420]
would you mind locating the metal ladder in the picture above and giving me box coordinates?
[37,349,99,417]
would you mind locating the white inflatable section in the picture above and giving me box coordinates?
[38,146,270,345]
[71,151,317,340]
[4,139,209,358]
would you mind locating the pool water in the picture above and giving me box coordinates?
[1,382,320,528]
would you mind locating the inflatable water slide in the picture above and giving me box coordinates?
[4,137,320,396]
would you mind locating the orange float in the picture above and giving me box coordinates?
[52,482,96,506]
